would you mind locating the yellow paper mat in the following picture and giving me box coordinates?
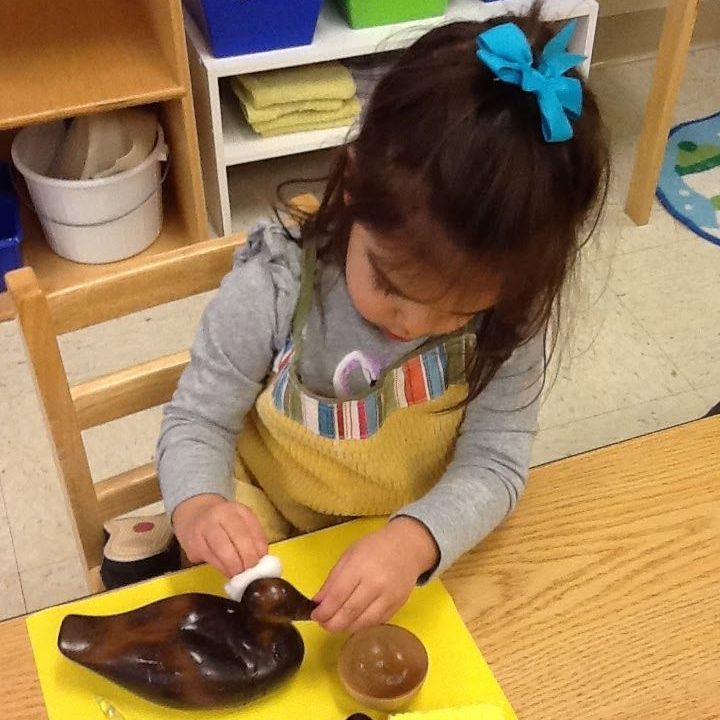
[27,518,516,720]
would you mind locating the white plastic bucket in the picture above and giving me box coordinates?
[11,121,168,264]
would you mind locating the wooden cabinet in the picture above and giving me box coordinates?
[0,0,208,320]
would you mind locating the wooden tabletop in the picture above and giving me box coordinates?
[2,417,718,719]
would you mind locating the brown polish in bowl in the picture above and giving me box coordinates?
[338,625,429,711]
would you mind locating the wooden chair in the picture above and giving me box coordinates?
[6,194,318,594]
[5,234,248,592]
[625,0,700,225]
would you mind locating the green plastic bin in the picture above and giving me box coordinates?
[335,0,449,29]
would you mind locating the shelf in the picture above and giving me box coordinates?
[184,0,597,235]
[227,150,331,232]
[221,89,357,165]
[0,197,193,323]
[0,0,185,130]
[189,0,597,77]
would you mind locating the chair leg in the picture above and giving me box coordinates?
[625,0,699,225]
[88,566,105,594]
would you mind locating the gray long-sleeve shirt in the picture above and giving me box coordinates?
[157,223,543,576]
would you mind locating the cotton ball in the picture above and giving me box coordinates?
[225,555,283,602]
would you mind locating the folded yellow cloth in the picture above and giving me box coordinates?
[234,61,356,109]
[252,96,361,137]
[255,116,356,138]
[390,705,505,720]
[231,78,345,124]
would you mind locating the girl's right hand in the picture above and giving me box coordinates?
[172,494,268,578]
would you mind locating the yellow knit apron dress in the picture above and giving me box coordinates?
[234,239,475,542]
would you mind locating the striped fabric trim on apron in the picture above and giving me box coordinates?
[270,332,476,440]
[267,237,476,440]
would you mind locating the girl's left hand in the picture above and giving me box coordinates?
[311,517,439,633]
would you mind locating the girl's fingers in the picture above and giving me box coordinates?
[181,532,202,564]
[234,504,269,559]
[312,560,359,624]
[217,516,261,574]
[206,523,245,577]
[314,553,350,604]
[346,597,392,635]
[196,532,233,577]
[323,583,379,633]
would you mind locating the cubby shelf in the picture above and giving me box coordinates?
[0,0,208,321]
[186,0,599,236]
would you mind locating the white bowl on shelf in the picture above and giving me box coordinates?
[12,121,168,264]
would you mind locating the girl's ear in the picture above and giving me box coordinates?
[343,146,357,207]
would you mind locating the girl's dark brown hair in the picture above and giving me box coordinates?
[280,5,609,406]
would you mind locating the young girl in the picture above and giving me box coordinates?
[158,9,608,634]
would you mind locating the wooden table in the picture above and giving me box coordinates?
[2,417,718,719]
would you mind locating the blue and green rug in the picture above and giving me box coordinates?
[657,110,720,247]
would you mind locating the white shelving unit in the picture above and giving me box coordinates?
[186,0,599,235]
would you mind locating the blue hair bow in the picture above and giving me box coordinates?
[476,20,585,143]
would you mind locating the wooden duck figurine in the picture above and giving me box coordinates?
[57,578,317,708]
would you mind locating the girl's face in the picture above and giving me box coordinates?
[345,222,502,341]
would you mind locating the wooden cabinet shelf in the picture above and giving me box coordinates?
[0,0,208,321]
[0,200,193,322]
[0,0,187,130]
[23,203,191,296]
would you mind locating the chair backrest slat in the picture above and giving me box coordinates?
[71,351,190,430]
[51,235,244,335]
[95,464,161,524]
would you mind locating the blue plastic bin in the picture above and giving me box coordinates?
[185,0,324,58]
[0,163,23,293]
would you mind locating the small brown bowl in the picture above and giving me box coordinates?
[338,624,429,712]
